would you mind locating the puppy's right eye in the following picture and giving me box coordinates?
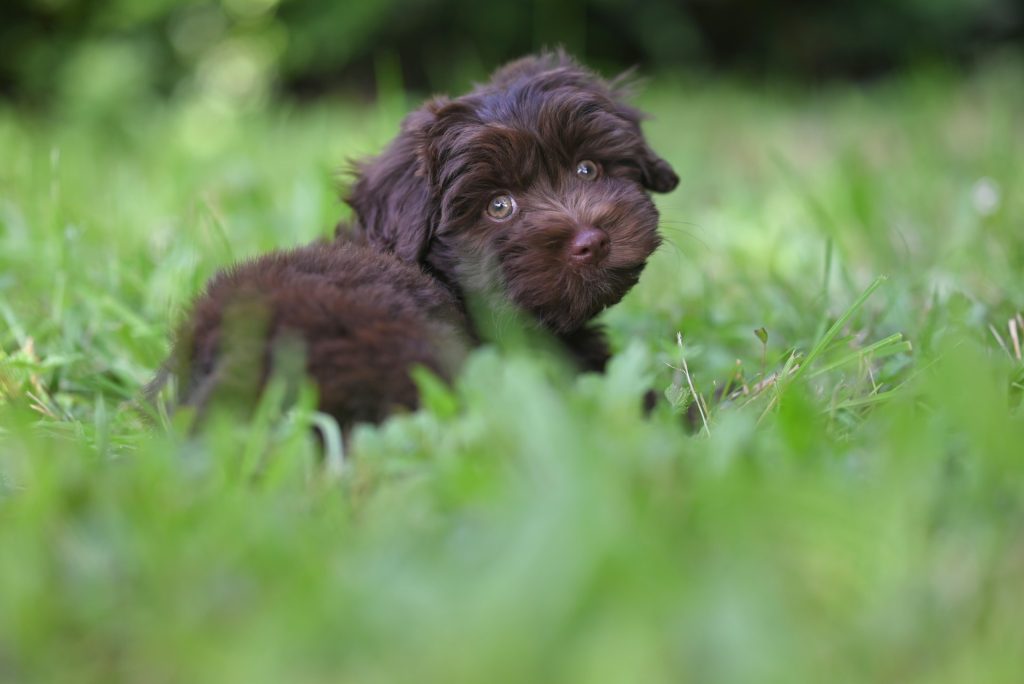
[486,194,516,221]
[576,159,600,180]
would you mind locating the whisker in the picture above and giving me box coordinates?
[658,224,710,252]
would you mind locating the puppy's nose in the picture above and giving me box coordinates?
[568,227,610,264]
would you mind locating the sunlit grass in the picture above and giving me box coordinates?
[1,60,1023,682]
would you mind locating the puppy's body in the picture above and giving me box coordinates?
[168,241,469,427]
[162,51,677,428]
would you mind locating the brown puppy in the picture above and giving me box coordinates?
[162,51,677,428]
[345,50,678,371]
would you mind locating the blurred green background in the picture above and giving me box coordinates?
[2,0,1022,111]
[3,2,1024,683]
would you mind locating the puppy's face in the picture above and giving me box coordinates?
[348,52,678,334]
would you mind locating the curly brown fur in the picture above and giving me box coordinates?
[344,50,678,371]
[164,241,470,428]
[161,51,676,430]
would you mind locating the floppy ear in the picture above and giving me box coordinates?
[345,103,446,263]
[607,72,680,194]
[638,143,679,193]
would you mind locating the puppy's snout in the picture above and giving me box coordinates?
[568,227,610,265]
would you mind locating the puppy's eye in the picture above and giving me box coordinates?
[576,160,600,180]
[486,194,516,220]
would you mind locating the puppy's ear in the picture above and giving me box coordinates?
[637,143,679,194]
[608,72,680,194]
[346,102,447,263]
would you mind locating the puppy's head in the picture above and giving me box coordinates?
[347,51,678,334]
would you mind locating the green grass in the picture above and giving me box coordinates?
[2,59,1024,682]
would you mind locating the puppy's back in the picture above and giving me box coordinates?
[168,241,470,427]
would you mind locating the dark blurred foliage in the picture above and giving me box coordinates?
[1,0,1021,108]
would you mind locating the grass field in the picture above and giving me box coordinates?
[2,58,1023,682]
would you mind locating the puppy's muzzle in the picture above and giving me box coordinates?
[567,226,610,265]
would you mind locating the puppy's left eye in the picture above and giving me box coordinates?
[486,194,516,220]
[576,160,600,180]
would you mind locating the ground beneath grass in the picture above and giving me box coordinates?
[1,60,1023,682]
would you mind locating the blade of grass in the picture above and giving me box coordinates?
[760,276,888,421]
[309,411,345,478]
[808,333,912,378]
[0,302,28,347]
[676,333,710,436]
[830,386,904,411]
[1009,317,1021,361]
[786,275,888,388]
